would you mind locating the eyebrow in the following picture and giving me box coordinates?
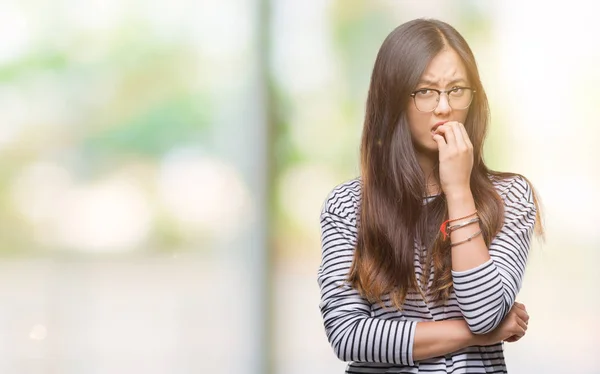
[417,78,468,87]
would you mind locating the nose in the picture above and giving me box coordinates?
[434,92,452,116]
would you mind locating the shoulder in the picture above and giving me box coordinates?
[490,174,535,206]
[490,174,533,203]
[321,177,362,221]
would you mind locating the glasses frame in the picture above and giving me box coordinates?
[409,86,476,112]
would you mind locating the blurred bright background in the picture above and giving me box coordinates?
[0,0,598,373]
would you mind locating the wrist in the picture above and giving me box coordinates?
[443,186,472,201]
[444,188,475,218]
[458,320,487,347]
[470,333,489,346]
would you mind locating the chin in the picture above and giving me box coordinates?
[414,141,439,155]
[426,138,441,151]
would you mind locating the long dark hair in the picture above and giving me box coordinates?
[349,18,543,308]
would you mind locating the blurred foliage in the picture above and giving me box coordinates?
[82,93,209,164]
[0,13,214,255]
[330,2,395,104]
[0,50,69,81]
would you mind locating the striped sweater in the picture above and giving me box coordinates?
[317,176,537,373]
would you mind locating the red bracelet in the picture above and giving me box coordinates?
[440,211,478,240]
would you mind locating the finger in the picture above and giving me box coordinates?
[449,122,468,150]
[512,327,526,339]
[518,308,530,324]
[514,302,526,311]
[514,310,529,326]
[516,316,528,332]
[458,122,473,149]
[513,302,523,309]
[434,124,457,148]
[512,303,527,315]
[505,335,520,343]
[432,133,448,151]
[506,334,523,343]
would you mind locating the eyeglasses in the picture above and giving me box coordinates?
[409,87,476,112]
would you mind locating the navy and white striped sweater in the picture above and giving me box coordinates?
[317,176,536,373]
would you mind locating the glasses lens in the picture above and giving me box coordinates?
[449,88,473,110]
[414,90,438,112]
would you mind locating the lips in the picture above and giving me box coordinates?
[431,121,448,133]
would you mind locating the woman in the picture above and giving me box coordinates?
[317,18,543,373]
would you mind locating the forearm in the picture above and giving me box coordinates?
[413,319,482,361]
[445,189,490,272]
[445,188,516,334]
[322,311,418,365]
[446,189,506,333]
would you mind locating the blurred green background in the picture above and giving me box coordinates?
[0,0,598,373]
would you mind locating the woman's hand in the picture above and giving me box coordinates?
[503,302,529,343]
[432,121,474,197]
[475,302,530,346]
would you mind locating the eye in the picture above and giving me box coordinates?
[449,87,465,96]
[414,89,435,98]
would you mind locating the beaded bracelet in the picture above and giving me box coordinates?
[450,230,482,247]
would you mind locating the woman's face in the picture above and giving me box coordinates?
[406,48,470,155]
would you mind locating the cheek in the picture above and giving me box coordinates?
[407,110,430,136]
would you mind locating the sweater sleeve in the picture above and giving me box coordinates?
[317,210,417,366]
[451,176,537,334]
